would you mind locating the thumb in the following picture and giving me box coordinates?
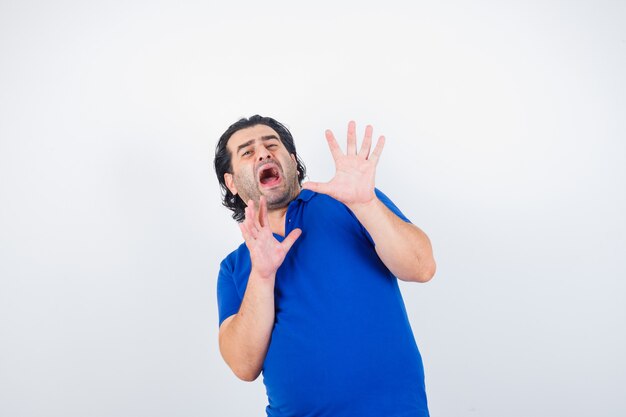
[281,228,302,252]
[302,181,330,195]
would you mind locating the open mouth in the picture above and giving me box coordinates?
[258,164,281,187]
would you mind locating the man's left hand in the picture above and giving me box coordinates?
[302,121,385,208]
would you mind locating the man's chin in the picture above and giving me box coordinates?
[263,187,299,209]
[264,194,291,209]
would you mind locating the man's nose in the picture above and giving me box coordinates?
[257,146,272,161]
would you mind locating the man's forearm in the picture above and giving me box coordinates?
[218,269,276,381]
[349,197,436,282]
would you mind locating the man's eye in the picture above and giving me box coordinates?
[242,150,252,157]
[267,144,277,149]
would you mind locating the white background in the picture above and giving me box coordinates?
[1,1,625,416]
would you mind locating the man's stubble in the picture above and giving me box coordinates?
[232,156,301,211]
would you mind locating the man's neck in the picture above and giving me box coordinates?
[263,186,301,237]
[267,206,288,237]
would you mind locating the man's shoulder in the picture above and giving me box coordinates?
[219,241,249,272]
[300,189,345,212]
[303,188,401,216]
[302,188,395,205]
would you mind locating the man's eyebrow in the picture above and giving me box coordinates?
[261,135,280,142]
[236,139,255,153]
[236,135,280,153]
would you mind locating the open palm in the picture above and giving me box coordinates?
[239,197,301,279]
[303,121,385,207]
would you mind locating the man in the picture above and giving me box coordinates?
[214,115,436,417]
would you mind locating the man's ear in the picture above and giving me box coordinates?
[291,154,300,175]
[224,173,238,196]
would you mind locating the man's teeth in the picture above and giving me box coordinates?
[260,167,279,181]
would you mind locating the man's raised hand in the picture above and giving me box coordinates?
[239,196,302,279]
[302,121,385,208]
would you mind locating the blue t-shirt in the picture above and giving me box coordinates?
[217,189,429,417]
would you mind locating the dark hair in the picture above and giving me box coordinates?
[214,115,307,222]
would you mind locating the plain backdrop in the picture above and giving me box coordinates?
[1,1,625,416]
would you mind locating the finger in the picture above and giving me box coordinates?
[244,204,259,239]
[244,204,251,223]
[369,135,386,164]
[302,181,332,196]
[258,196,268,228]
[248,222,259,239]
[358,124,373,159]
[346,120,357,155]
[281,228,302,252]
[238,222,252,242]
[249,200,262,230]
[325,129,343,161]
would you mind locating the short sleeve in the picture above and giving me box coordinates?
[375,188,411,223]
[361,188,412,246]
[216,257,242,327]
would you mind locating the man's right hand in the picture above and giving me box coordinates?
[239,196,302,279]
[219,196,302,381]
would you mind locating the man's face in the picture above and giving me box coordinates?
[224,124,300,211]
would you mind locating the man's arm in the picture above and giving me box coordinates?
[303,121,435,282]
[219,197,301,381]
[219,269,275,381]
[349,197,435,282]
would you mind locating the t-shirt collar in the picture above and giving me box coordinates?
[296,188,315,202]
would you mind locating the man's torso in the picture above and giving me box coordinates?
[217,190,429,417]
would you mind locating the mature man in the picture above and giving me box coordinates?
[214,115,436,417]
